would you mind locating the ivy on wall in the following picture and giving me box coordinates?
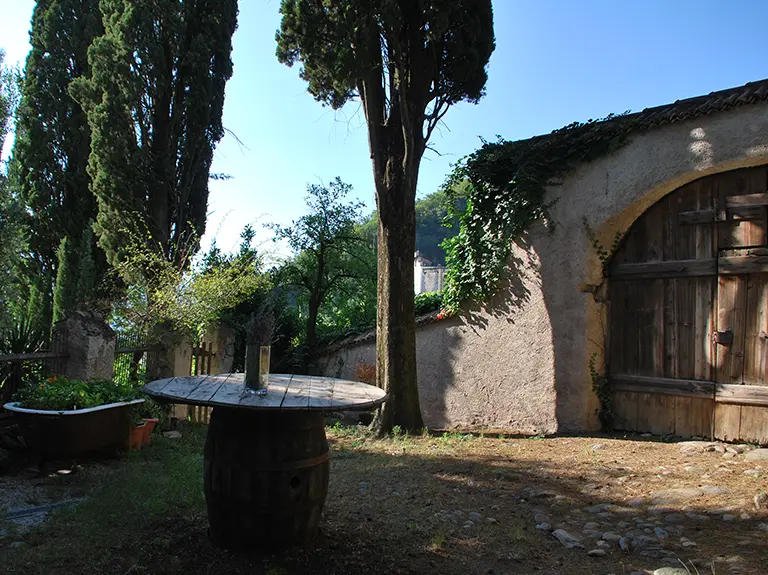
[442,113,639,313]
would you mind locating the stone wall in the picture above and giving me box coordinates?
[314,102,768,433]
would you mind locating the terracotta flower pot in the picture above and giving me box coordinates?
[141,418,159,446]
[130,422,147,451]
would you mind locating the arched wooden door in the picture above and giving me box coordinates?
[609,165,768,442]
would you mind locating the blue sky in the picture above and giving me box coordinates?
[2,0,767,257]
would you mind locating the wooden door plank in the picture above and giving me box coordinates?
[612,391,638,431]
[715,275,747,384]
[636,392,675,435]
[611,259,716,280]
[719,254,768,274]
[663,279,679,378]
[725,192,768,208]
[744,274,768,386]
[611,374,714,398]
[715,383,768,406]
[739,406,768,444]
[713,404,741,442]
[676,279,696,379]
[609,281,628,374]
[674,397,713,438]
[694,277,715,381]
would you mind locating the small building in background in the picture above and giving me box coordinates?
[414,251,446,294]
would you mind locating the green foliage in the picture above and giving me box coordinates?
[70,0,238,274]
[589,352,612,429]
[12,0,105,286]
[583,218,623,277]
[269,178,376,348]
[111,228,268,341]
[52,236,76,325]
[16,376,143,411]
[358,186,466,265]
[442,115,637,312]
[414,290,443,316]
[277,0,495,112]
[77,224,97,306]
[0,51,24,327]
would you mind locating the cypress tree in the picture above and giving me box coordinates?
[12,0,104,280]
[52,236,76,324]
[77,224,96,306]
[71,0,239,274]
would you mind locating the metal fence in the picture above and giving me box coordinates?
[113,333,163,385]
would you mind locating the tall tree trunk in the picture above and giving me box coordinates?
[373,166,424,434]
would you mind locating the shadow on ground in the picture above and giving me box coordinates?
[1,427,765,575]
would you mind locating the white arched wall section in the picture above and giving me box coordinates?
[535,102,768,432]
[314,103,768,434]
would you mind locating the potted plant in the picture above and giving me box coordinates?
[135,397,167,447]
[3,376,145,457]
[130,417,147,451]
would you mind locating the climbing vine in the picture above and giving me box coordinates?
[589,352,612,429]
[442,113,639,312]
[583,218,623,277]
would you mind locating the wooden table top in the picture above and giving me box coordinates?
[143,373,387,412]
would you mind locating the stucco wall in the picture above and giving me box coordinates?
[315,102,768,434]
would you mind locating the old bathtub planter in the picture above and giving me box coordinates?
[3,398,144,457]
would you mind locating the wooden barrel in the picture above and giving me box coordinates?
[204,407,330,551]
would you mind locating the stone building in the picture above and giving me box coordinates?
[316,79,768,441]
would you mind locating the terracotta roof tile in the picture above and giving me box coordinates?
[628,78,768,128]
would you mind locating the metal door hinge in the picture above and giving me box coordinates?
[713,330,734,346]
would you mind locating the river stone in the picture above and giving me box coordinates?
[653,568,691,575]
[602,532,622,543]
[552,529,583,549]
[679,441,714,454]
[745,448,768,461]
[619,536,631,551]
[587,548,606,557]
[533,512,549,524]
[583,521,600,530]
[664,513,686,524]
[700,485,730,495]
[651,487,706,502]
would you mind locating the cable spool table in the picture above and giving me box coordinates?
[143,373,387,551]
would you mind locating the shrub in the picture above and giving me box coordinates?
[16,376,143,411]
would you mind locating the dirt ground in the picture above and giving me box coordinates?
[1,425,767,575]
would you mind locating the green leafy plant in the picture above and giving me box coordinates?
[442,114,637,312]
[589,352,612,428]
[16,376,143,411]
[414,291,444,316]
[583,218,623,276]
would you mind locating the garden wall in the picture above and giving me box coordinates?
[315,100,768,434]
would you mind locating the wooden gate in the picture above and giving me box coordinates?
[609,165,768,442]
[187,342,215,423]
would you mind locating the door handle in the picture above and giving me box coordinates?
[713,330,734,346]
